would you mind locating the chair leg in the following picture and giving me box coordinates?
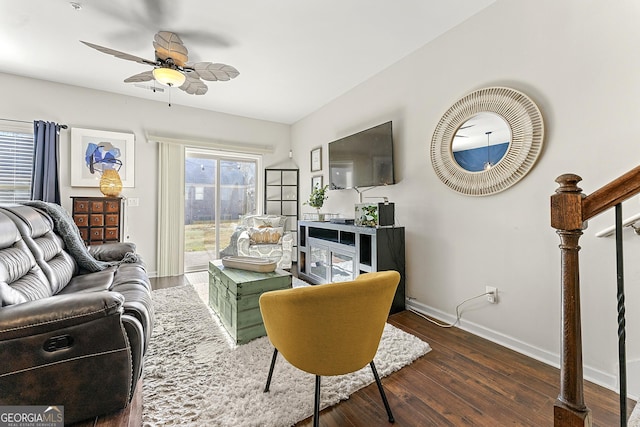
[370,361,395,423]
[313,375,321,427]
[264,348,279,393]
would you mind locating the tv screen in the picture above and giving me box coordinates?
[328,121,395,190]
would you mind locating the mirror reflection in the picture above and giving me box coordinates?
[452,112,511,172]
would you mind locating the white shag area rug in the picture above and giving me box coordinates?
[630,403,640,426]
[142,284,431,427]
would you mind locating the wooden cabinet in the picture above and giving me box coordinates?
[297,220,406,314]
[71,196,123,245]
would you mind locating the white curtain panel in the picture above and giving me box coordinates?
[157,141,185,276]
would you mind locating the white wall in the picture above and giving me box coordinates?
[1,72,291,276]
[291,0,640,393]
[3,0,639,396]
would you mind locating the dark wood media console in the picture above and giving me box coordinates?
[297,220,405,314]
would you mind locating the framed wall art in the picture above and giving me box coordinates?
[311,175,323,190]
[70,127,135,187]
[310,146,322,172]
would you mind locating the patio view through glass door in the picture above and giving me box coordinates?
[184,149,259,272]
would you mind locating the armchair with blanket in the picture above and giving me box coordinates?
[224,214,293,269]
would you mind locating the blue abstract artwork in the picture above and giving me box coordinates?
[84,142,123,174]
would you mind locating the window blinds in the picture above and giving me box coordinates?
[0,128,34,203]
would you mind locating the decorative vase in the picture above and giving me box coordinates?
[99,169,123,197]
[316,209,325,222]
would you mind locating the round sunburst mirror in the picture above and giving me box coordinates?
[430,87,544,196]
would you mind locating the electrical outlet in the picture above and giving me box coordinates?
[486,286,498,304]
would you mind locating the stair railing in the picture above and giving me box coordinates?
[551,166,640,427]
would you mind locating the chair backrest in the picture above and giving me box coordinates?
[0,211,52,306]
[259,270,400,376]
[0,205,77,294]
[242,214,287,229]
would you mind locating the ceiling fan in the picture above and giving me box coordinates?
[80,31,239,95]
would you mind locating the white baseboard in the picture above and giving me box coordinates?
[406,300,619,394]
[627,359,640,401]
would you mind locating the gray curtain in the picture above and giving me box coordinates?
[31,120,61,203]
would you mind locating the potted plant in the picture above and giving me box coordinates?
[305,184,329,221]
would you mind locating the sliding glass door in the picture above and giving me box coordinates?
[184,148,259,272]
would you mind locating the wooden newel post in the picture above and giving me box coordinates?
[551,174,592,427]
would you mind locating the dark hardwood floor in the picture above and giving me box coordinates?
[72,273,634,427]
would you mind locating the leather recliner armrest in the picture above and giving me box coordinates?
[0,292,136,424]
[88,241,137,262]
[0,292,124,340]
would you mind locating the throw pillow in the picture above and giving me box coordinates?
[248,227,283,244]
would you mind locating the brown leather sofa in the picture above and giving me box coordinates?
[0,204,153,424]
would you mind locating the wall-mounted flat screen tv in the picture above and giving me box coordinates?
[328,121,395,190]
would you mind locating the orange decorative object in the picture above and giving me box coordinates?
[99,169,123,197]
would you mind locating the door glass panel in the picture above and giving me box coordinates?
[282,201,297,215]
[266,186,281,200]
[282,186,297,200]
[185,153,257,272]
[331,251,354,282]
[282,170,297,185]
[184,157,217,271]
[219,158,256,260]
[265,201,281,215]
[266,170,281,185]
[310,245,329,280]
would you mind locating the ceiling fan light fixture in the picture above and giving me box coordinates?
[82,31,237,97]
[153,67,186,87]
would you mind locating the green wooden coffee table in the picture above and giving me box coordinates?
[208,260,292,344]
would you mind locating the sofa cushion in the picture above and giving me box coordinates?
[58,269,116,294]
[0,205,76,294]
[0,211,52,306]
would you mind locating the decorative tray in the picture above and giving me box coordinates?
[221,256,277,273]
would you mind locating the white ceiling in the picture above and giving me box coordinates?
[1,0,495,124]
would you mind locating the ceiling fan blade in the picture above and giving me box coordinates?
[179,75,208,95]
[177,30,232,49]
[124,70,154,83]
[153,31,189,66]
[80,41,156,66]
[189,62,240,81]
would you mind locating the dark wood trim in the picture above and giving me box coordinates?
[551,166,640,426]
[583,165,640,220]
